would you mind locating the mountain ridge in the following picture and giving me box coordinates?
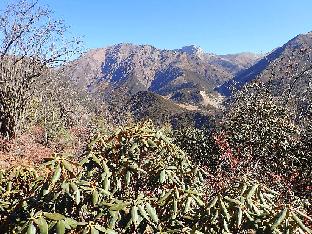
[217,31,312,96]
[59,31,312,129]
[69,43,262,107]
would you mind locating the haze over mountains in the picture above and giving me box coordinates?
[68,31,312,124]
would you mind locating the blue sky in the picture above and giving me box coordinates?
[1,0,312,54]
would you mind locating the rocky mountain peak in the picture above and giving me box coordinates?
[179,45,205,57]
[68,42,262,107]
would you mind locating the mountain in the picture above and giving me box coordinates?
[65,32,312,127]
[128,91,215,129]
[65,43,262,128]
[69,43,261,108]
[217,32,312,96]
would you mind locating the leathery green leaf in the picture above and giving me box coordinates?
[92,189,99,205]
[62,160,74,173]
[126,171,131,186]
[271,208,287,229]
[51,165,61,183]
[184,196,192,214]
[27,221,36,234]
[35,216,48,234]
[292,212,312,234]
[44,212,65,221]
[146,202,159,223]
[138,204,149,220]
[110,202,128,211]
[131,206,139,226]
[75,189,81,205]
[64,218,78,228]
[160,170,166,184]
[91,227,99,234]
[56,220,65,234]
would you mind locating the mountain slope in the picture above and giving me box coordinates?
[69,43,261,107]
[128,91,214,129]
[217,32,312,96]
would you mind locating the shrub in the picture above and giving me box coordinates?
[222,83,305,175]
[173,127,220,169]
[221,82,312,210]
[0,121,311,233]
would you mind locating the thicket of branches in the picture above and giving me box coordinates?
[0,0,82,139]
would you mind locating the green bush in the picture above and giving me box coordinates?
[173,127,220,169]
[0,121,311,233]
[221,83,312,203]
[223,91,300,175]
